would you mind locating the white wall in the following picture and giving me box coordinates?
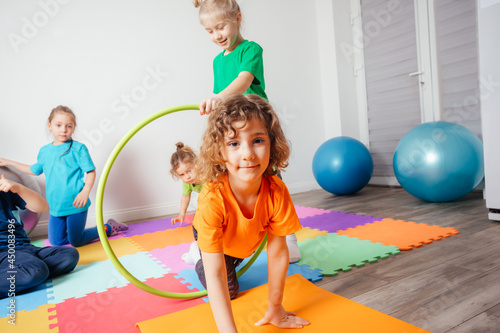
[315,0,362,141]
[0,0,326,237]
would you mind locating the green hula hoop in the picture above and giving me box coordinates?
[96,104,266,299]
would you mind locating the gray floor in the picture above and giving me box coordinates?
[291,186,500,333]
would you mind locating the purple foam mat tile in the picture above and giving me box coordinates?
[121,217,193,237]
[299,211,382,233]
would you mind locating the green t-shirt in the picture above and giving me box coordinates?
[182,182,204,196]
[213,40,267,101]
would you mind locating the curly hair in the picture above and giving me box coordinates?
[169,142,197,180]
[196,95,290,184]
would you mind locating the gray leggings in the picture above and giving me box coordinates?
[193,227,243,299]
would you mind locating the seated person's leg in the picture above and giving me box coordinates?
[35,245,79,279]
[0,246,49,299]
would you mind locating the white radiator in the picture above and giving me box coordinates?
[478,1,500,221]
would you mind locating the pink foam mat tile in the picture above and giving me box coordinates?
[149,242,194,274]
[53,273,205,333]
[294,206,332,219]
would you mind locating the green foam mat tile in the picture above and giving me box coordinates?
[296,233,400,275]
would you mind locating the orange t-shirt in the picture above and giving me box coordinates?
[193,174,302,259]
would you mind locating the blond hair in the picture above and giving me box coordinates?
[48,105,76,126]
[193,0,241,24]
[170,142,197,180]
[196,95,290,184]
[48,105,77,156]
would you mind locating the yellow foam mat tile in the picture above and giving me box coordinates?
[136,274,429,333]
[263,227,327,251]
[1,304,57,333]
[295,227,328,242]
[76,237,140,265]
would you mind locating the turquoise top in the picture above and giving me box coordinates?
[31,140,95,217]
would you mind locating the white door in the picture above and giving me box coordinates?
[357,0,481,185]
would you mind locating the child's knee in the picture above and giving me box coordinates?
[69,241,85,247]
[67,233,88,247]
[59,247,79,269]
[46,247,79,278]
[48,234,69,247]
[14,263,50,290]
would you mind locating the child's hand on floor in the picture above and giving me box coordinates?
[255,304,309,329]
[171,215,185,226]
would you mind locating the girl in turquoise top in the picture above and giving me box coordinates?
[193,0,301,263]
[0,106,127,247]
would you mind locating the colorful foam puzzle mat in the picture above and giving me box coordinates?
[136,274,430,333]
[0,207,457,332]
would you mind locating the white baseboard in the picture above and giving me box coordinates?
[29,181,321,239]
[286,181,321,194]
[488,212,500,221]
[369,176,401,187]
[29,201,180,239]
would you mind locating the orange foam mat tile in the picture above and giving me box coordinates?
[1,304,56,333]
[129,226,194,251]
[76,237,140,265]
[136,274,429,333]
[338,218,459,250]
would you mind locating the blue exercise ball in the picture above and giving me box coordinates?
[393,121,484,202]
[312,136,373,195]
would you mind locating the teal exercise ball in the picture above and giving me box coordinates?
[312,136,373,195]
[393,121,484,202]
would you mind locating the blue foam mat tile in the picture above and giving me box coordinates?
[174,249,323,302]
[49,251,171,303]
[0,280,51,316]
